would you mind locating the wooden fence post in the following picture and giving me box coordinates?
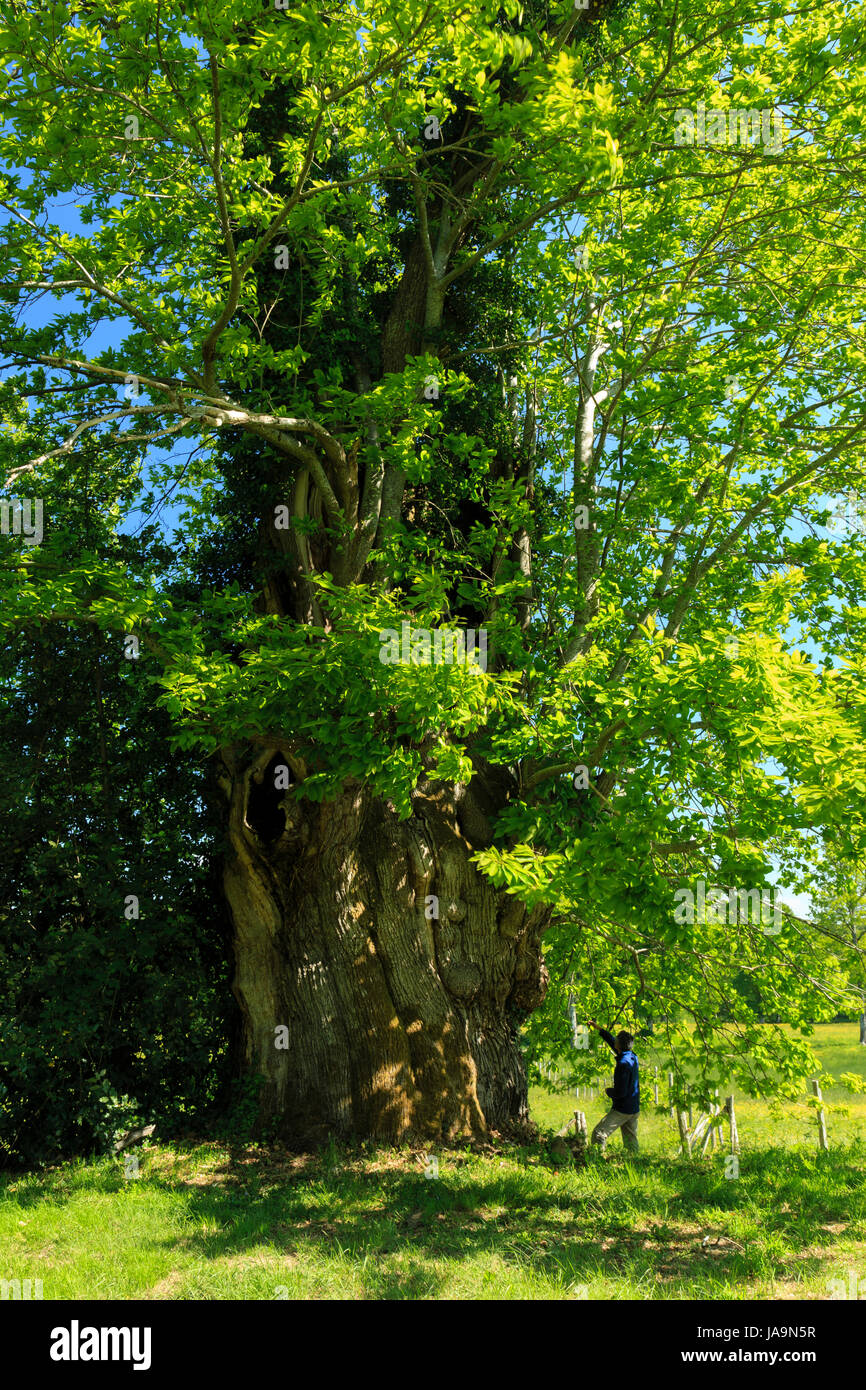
[725,1096,739,1154]
[653,1065,659,1105]
[682,1111,709,1152]
[698,1114,714,1156]
[677,1106,691,1157]
[811,1079,829,1151]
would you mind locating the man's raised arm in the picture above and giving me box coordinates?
[587,1017,618,1055]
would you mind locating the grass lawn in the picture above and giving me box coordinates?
[1,1024,864,1301]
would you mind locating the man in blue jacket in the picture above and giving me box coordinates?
[586,1017,640,1152]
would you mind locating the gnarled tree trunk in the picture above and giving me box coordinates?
[219,746,550,1145]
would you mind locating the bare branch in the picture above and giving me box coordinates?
[8,405,174,481]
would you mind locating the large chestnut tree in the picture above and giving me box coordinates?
[3,0,866,1143]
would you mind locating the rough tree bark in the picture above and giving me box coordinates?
[219,746,550,1144]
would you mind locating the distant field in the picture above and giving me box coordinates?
[531,1022,866,1150]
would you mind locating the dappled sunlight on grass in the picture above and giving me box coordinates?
[1,1136,863,1300]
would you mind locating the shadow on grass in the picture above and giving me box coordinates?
[131,1140,866,1296]
[3,1139,864,1297]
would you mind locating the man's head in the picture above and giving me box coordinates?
[616,1031,635,1055]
